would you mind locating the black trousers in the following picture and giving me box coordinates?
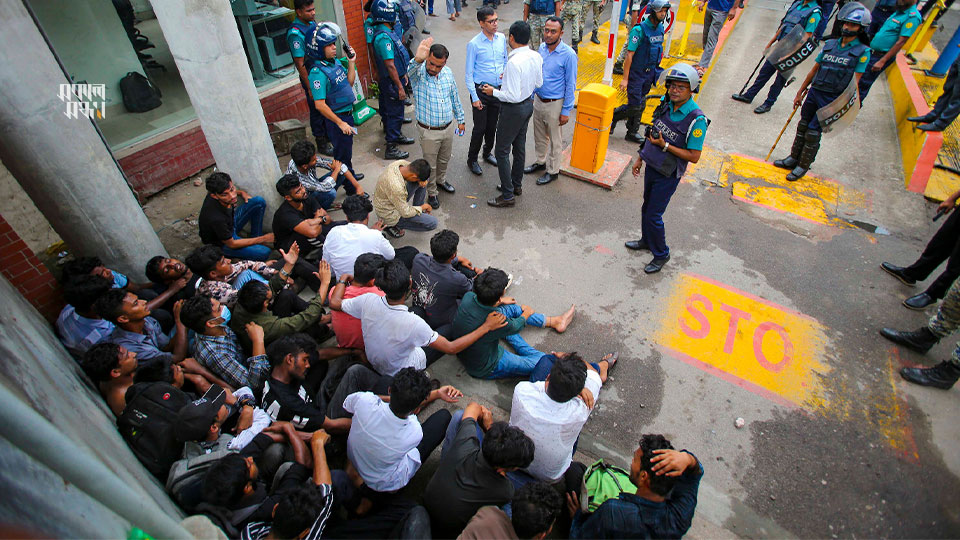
[904,208,960,299]
[467,85,502,162]
[495,97,534,198]
[415,409,452,460]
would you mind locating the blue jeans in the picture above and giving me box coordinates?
[484,304,546,379]
[231,269,269,290]
[641,166,681,259]
[222,196,271,261]
[446,0,461,14]
[396,180,439,231]
[441,409,485,460]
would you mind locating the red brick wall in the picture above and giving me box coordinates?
[118,84,311,199]
[0,215,62,322]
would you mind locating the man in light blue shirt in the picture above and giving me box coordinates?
[409,37,467,208]
[465,6,509,175]
[525,16,577,186]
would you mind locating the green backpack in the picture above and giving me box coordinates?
[580,459,638,512]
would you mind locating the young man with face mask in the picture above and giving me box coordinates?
[407,38,466,209]
[626,64,708,274]
[611,0,670,143]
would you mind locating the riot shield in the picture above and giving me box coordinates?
[816,77,860,134]
[765,25,818,79]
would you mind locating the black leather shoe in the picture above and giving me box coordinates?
[904,292,936,310]
[384,144,409,160]
[908,113,936,123]
[353,173,365,181]
[315,138,335,156]
[422,28,431,34]
[591,31,601,44]
[880,262,917,286]
[900,361,960,389]
[880,326,939,353]
[439,181,455,193]
[918,122,948,132]
[731,93,752,103]
[773,156,797,170]
[402,117,413,124]
[428,195,440,209]
[396,136,416,145]
[487,195,515,207]
[513,186,522,196]
[644,255,670,274]
[536,172,558,185]
[484,154,498,166]
[625,132,644,143]
[625,239,649,251]
[468,161,483,175]
[524,162,546,174]
[754,103,772,114]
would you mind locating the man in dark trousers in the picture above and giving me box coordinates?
[370,0,416,160]
[286,0,333,156]
[881,187,960,310]
[465,7,509,176]
[907,55,960,133]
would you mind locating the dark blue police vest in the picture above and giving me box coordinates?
[812,38,867,93]
[313,61,356,112]
[373,25,411,90]
[640,98,707,178]
[778,1,822,40]
[289,20,317,70]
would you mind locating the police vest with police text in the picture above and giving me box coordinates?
[812,38,868,93]
[289,20,317,71]
[373,25,411,89]
[629,19,665,78]
[778,0,821,40]
[313,61,356,112]
[639,98,708,178]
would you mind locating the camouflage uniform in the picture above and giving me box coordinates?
[528,12,550,49]
[562,0,586,44]
[586,0,604,34]
[927,279,960,365]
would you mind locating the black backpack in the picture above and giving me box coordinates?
[119,71,162,113]
[117,382,190,478]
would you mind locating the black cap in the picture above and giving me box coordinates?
[175,388,227,441]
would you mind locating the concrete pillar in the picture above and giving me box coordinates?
[150,0,283,217]
[0,2,167,280]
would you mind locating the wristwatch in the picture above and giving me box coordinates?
[663,142,671,152]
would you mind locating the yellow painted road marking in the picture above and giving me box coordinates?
[656,273,831,408]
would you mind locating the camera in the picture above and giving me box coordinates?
[645,126,661,140]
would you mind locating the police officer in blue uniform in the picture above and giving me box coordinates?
[867,0,896,36]
[773,3,870,182]
[286,0,334,156]
[611,0,669,143]
[731,0,822,114]
[305,23,366,184]
[625,64,709,274]
[370,0,416,160]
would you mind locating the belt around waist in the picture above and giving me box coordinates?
[418,121,451,130]
[537,95,562,102]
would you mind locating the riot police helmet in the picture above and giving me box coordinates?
[306,22,341,59]
[368,0,400,25]
[661,62,701,92]
[837,1,871,28]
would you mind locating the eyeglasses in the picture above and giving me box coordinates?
[484,18,499,23]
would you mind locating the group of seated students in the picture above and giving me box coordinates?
[53,143,704,539]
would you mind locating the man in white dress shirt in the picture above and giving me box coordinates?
[322,195,394,279]
[481,20,543,208]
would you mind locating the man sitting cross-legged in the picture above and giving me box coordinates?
[510,352,616,483]
[328,259,508,375]
[423,402,536,537]
[81,342,139,416]
[273,173,346,258]
[568,434,703,539]
[287,139,365,210]
[411,229,485,331]
[450,268,575,379]
[231,243,333,351]
[180,294,270,393]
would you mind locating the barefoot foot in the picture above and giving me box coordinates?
[554,304,575,333]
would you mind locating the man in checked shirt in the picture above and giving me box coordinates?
[408,37,466,210]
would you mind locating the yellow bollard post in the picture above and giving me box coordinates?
[676,0,695,57]
[570,83,618,173]
[905,0,942,56]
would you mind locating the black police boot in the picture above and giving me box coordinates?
[610,105,629,133]
[315,136,335,156]
[591,30,601,44]
[613,62,624,75]
[900,361,960,389]
[879,326,939,354]
[624,113,643,142]
[384,144,410,160]
[773,124,806,170]
[786,129,820,181]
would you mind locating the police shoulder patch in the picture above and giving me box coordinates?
[859,55,868,63]
[809,16,816,23]
[293,41,301,49]
[693,128,703,138]
[905,21,913,28]
[313,80,322,89]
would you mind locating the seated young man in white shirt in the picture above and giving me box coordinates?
[343,367,461,497]
[509,351,616,483]
[328,259,507,376]
[322,195,397,280]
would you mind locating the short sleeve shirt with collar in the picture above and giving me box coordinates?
[509,369,602,481]
[344,391,423,492]
[340,293,438,375]
[108,316,172,368]
[308,60,355,114]
[373,30,396,62]
[329,285,386,348]
[56,304,115,356]
[869,5,922,52]
[322,222,396,279]
[198,196,234,246]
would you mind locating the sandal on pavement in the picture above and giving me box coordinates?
[601,352,619,370]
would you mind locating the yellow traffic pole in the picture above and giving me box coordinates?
[677,0,696,56]
[905,0,943,56]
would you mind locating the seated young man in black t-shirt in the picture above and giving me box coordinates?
[198,172,275,262]
[411,229,485,330]
[273,174,345,259]
[144,256,200,313]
